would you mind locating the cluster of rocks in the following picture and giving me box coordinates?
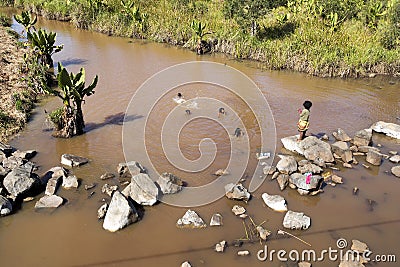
[0,142,87,216]
[98,161,185,232]
[277,121,400,197]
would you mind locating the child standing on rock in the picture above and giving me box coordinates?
[297,100,312,141]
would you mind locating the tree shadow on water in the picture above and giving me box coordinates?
[58,58,88,67]
[84,112,143,133]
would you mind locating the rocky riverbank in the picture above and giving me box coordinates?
[0,23,34,142]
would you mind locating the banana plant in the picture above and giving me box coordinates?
[27,29,63,67]
[190,20,210,43]
[55,62,98,136]
[14,11,37,33]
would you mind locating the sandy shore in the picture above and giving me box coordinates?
[0,25,31,142]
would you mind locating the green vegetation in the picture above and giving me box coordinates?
[46,63,98,138]
[0,11,11,26]
[14,10,37,32]
[2,0,399,77]
[27,28,63,67]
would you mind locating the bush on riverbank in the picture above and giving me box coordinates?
[2,0,400,77]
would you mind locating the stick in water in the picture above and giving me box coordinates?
[277,229,312,247]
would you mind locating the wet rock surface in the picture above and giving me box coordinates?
[122,173,159,206]
[176,209,206,228]
[103,190,139,232]
[61,154,89,167]
[283,210,311,230]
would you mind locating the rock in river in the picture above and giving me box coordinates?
[62,175,79,189]
[117,161,146,178]
[61,154,89,167]
[276,155,298,174]
[3,163,41,197]
[283,210,311,230]
[262,193,287,212]
[289,173,323,193]
[176,209,206,228]
[122,173,159,206]
[35,195,64,209]
[391,166,400,178]
[224,183,251,202]
[332,128,352,142]
[0,195,12,216]
[370,121,400,139]
[156,172,183,194]
[353,129,372,147]
[281,136,334,164]
[210,213,223,226]
[103,190,138,232]
[366,150,383,166]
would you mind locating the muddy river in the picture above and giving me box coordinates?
[0,12,399,267]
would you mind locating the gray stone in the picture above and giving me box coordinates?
[357,146,379,153]
[44,167,67,195]
[0,142,12,155]
[237,250,250,256]
[351,239,369,254]
[215,240,227,252]
[122,173,159,206]
[210,213,223,226]
[103,190,139,232]
[97,203,108,219]
[366,150,382,166]
[277,174,289,190]
[289,173,322,192]
[232,205,246,215]
[100,172,115,180]
[35,195,63,208]
[0,165,9,177]
[332,141,353,162]
[370,121,400,139]
[117,161,146,178]
[262,193,287,212]
[2,155,24,170]
[12,150,36,160]
[283,210,311,230]
[156,172,183,194]
[62,175,79,189]
[298,162,323,174]
[0,196,12,216]
[333,128,352,142]
[102,184,118,196]
[256,225,270,240]
[298,262,312,267]
[276,155,298,174]
[214,169,229,176]
[389,155,400,163]
[271,171,279,180]
[61,154,89,167]
[224,183,251,202]
[339,259,365,267]
[3,163,40,197]
[391,166,400,177]
[353,129,372,147]
[181,261,192,267]
[332,175,343,184]
[176,209,206,228]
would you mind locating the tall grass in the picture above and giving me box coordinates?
[2,0,399,77]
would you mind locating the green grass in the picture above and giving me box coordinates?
[3,0,400,78]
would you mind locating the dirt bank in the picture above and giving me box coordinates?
[0,25,31,142]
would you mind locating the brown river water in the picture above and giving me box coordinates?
[1,13,400,267]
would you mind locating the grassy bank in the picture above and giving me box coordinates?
[2,0,400,78]
[0,12,44,141]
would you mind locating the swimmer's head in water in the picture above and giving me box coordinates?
[177,93,182,98]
